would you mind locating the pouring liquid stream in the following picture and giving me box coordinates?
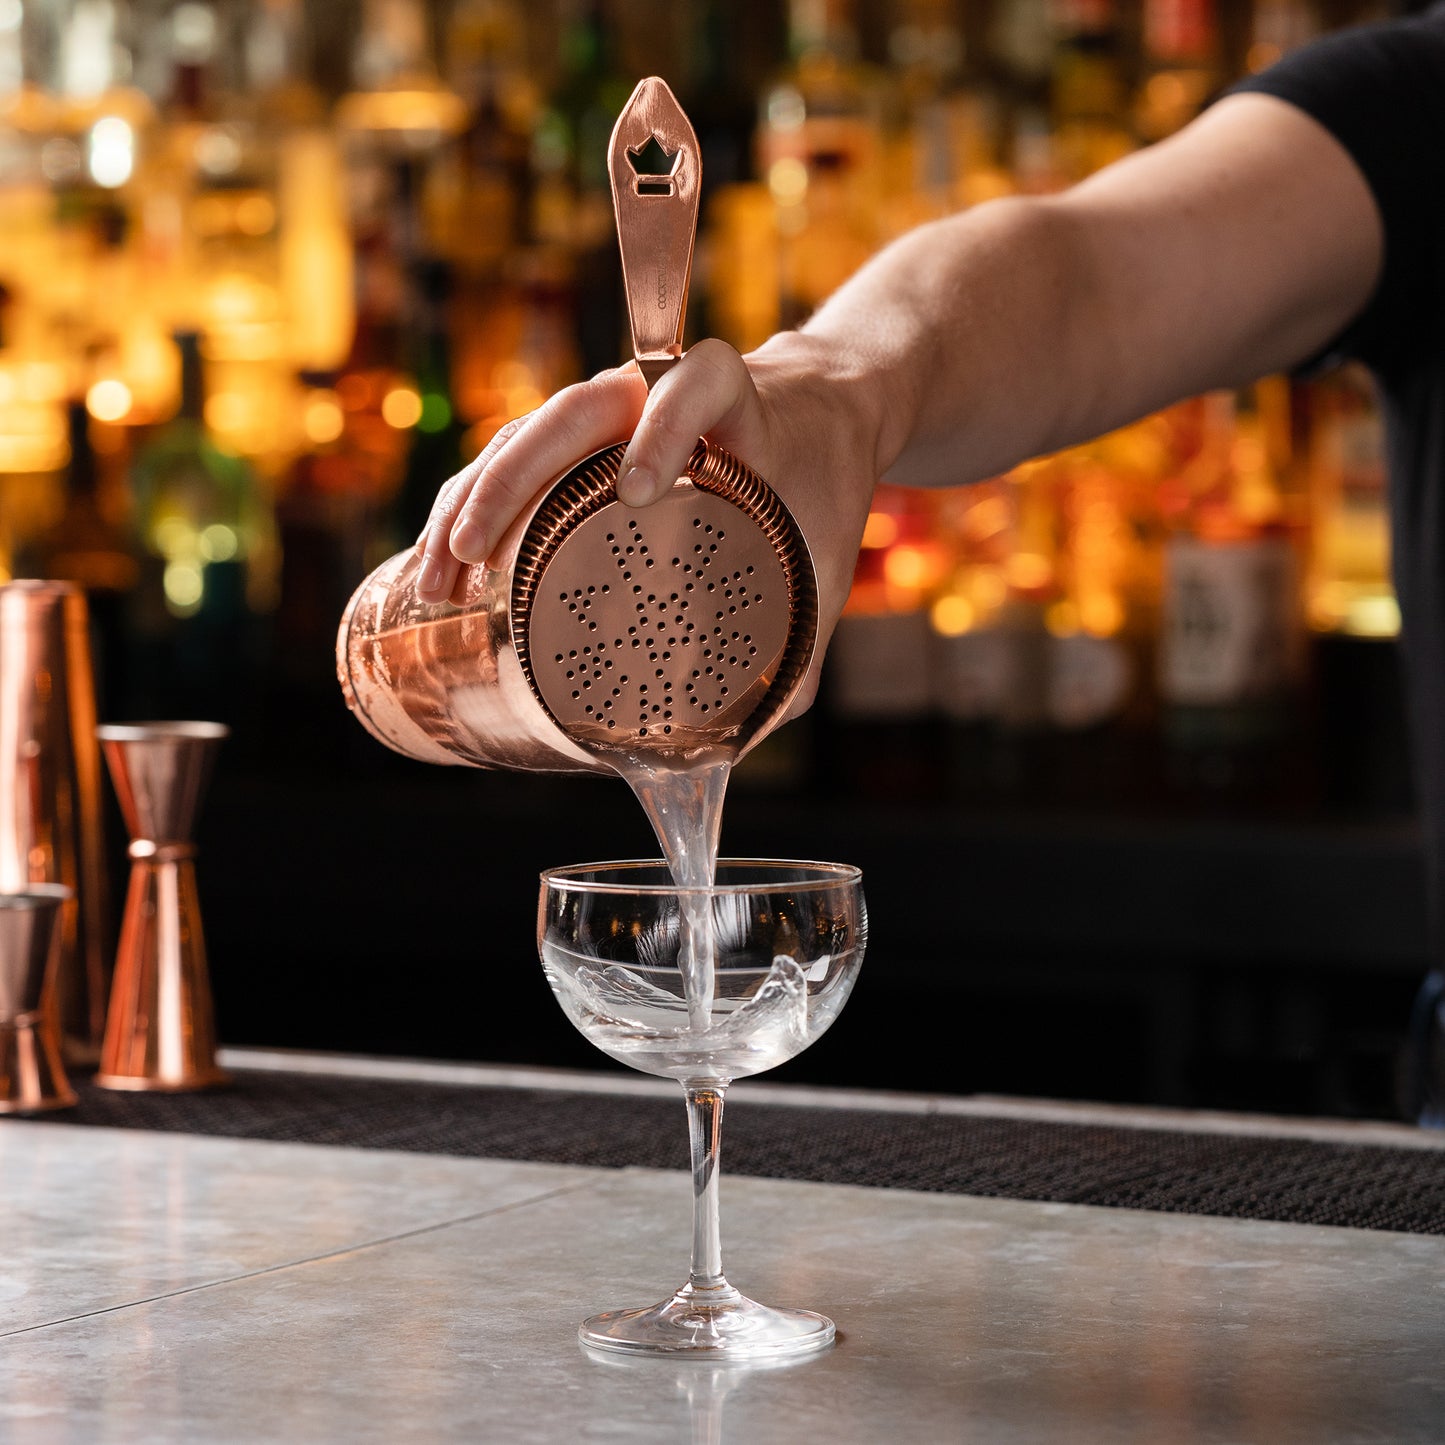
[608,749,733,1038]
[601,78,732,1040]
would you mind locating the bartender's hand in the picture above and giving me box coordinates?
[412,333,883,714]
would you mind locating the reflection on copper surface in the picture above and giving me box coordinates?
[94,722,229,1092]
[0,884,77,1113]
[0,581,110,1063]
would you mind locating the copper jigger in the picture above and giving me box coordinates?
[94,722,229,1092]
[0,581,109,1064]
[0,884,78,1114]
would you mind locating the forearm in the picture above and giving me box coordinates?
[762,93,1382,492]
[775,198,1107,489]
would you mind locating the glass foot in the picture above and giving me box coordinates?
[580,1281,835,1359]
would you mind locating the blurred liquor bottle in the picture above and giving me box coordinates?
[449,240,580,457]
[122,0,202,352]
[327,153,449,555]
[269,73,422,752]
[1245,0,1319,73]
[929,435,1153,805]
[264,0,384,744]
[337,0,467,149]
[433,0,536,277]
[140,0,229,299]
[0,0,154,554]
[987,0,1055,112]
[819,485,948,799]
[930,482,1013,701]
[1303,361,1393,641]
[531,0,630,375]
[1046,423,1162,729]
[53,0,176,433]
[698,178,782,356]
[760,0,886,328]
[243,0,355,392]
[928,478,1016,800]
[0,0,60,165]
[335,0,468,335]
[987,0,1057,202]
[273,367,364,692]
[1134,0,1223,143]
[390,255,468,542]
[684,0,759,202]
[1049,0,1135,182]
[326,141,415,532]
[434,0,578,511]
[1300,361,1410,814]
[1156,379,1311,801]
[96,0,291,475]
[0,0,55,321]
[1009,101,1068,195]
[3,0,143,384]
[329,0,469,559]
[687,0,774,351]
[981,452,1137,809]
[14,396,140,717]
[879,0,1011,235]
[776,144,879,329]
[993,456,1065,733]
[52,0,154,191]
[761,0,885,173]
[126,329,272,722]
[881,0,958,220]
[184,0,336,473]
[242,0,323,128]
[271,354,399,765]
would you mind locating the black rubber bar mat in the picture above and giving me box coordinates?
[27,1069,1445,1236]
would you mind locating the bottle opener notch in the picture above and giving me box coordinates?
[627,136,681,196]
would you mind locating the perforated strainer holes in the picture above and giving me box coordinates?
[556,583,609,636]
[539,512,774,737]
[520,465,802,746]
[557,634,618,719]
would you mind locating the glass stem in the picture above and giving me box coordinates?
[684,1080,729,1291]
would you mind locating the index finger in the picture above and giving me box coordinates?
[414,365,646,604]
[450,365,646,561]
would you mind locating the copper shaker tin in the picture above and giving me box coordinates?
[338,79,817,773]
[0,581,109,1061]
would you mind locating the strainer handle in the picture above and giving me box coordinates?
[608,77,702,392]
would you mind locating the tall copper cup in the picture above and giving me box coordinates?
[0,581,110,1062]
[0,884,77,1113]
[94,721,229,1092]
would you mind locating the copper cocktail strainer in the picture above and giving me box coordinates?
[338,78,817,773]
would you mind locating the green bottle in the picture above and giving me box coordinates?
[128,331,271,719]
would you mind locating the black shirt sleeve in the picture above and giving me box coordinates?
[1230,4,1445,378]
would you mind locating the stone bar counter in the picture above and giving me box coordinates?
[2,1050,1444,1443]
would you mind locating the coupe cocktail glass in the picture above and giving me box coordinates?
[539,858,866,1359]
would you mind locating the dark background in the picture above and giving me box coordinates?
[122,621,1432,1125]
